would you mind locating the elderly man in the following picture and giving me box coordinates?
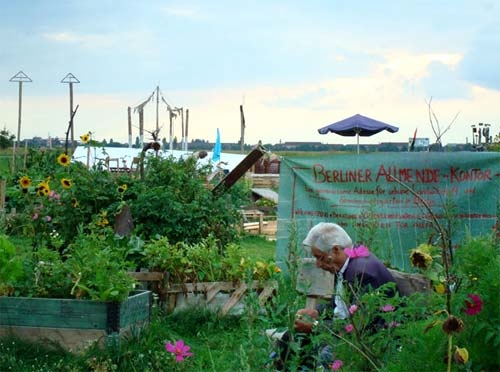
[274,222,397,370]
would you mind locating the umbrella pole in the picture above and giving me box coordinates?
[357,133,360,154]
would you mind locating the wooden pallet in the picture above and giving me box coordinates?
[128,272,277,315]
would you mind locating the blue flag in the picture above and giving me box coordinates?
[212,128,221,162]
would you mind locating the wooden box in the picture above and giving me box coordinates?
[0,290,151,351]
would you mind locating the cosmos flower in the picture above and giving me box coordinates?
[463,294,483,316]
[330,359,343,370]
[345,324,354,333]
[381,304,395,312]
[348,305,358,314]
[165,339,193,362]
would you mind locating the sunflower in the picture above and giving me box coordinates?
[80,132,91,143]
[409,249,433,269]
[57,153,70,167]
[19,175,32,189]
[60,178,73,189]
[71,198,79,208]
[117,184,128,193]
[36,181,51,197]
[442,315,464,335]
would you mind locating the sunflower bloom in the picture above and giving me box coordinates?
[410,249,433,269]
[71,198,79,208]
[19,176,32,189]
[57,153,70,167]
[442,315,464,334]
[60,178,73,189]
[80,132,90,143]
[36,181,51,197]
[117,184,128,193]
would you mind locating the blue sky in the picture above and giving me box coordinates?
[1,0,499,147]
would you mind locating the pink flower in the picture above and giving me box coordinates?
[32,213,39,220]
[49,190,55,198]
[344,245,370,258]
[165,339,193,362]
[331,359,343,370]
[348,305,358,314]
[381,304,395,312]
[463,294,483,316]
[345,324,354,333]
[45,215,52,222]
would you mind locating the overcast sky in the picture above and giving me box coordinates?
[1,0,499,147]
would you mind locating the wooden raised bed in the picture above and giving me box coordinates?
[0,290,152,351]
[128,272,276,315]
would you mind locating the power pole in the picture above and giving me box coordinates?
[9,71,32,163]
[61,73,80,151]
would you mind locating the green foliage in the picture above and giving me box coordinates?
[129,156,247,245]
[0,235,24,295]
[63,226,137,301]
[0,127,15,149]
[450,234,500,371]
[141,235,280,283]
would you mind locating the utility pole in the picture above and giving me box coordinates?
[61,73,80,151]
[9,71,32,162]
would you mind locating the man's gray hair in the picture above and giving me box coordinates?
[302,222,353,253]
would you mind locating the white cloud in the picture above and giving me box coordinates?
[162,4,202,19]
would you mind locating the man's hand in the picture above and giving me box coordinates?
[294,308,319,334]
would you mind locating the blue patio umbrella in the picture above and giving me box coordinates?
[318,113,399,154]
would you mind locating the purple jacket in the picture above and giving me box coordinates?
[343,253,396,292]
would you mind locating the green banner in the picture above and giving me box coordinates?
[276,152,500,271]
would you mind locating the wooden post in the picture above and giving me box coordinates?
[180,108,184,151]
[169,110,173,151]
[185,109,189,151]
[138,108,144,147]
[23,141,28,170]
[0,179,6,211]
[69,82,74,150]
[155,86,159,132]
[127,106,132,148]
[240,105,245,154]
[16,81,22,154]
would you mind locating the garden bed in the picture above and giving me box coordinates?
[128,272,276,314]
[0,290,152,351]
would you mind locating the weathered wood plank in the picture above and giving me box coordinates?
[221,283,248,315]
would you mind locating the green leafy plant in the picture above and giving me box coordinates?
[0,235,24,295]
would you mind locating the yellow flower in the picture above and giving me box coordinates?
[434,283,446,294]
[454,347,469,364]
[80,132,91,143]
[71,198,79,208]
[274,266,281,273]
[19,176,32,189]
[36,181,51,197]
[61,178,73,189]
[57,153,70,167]
[117,184,128,193]
[410,249,433,269]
